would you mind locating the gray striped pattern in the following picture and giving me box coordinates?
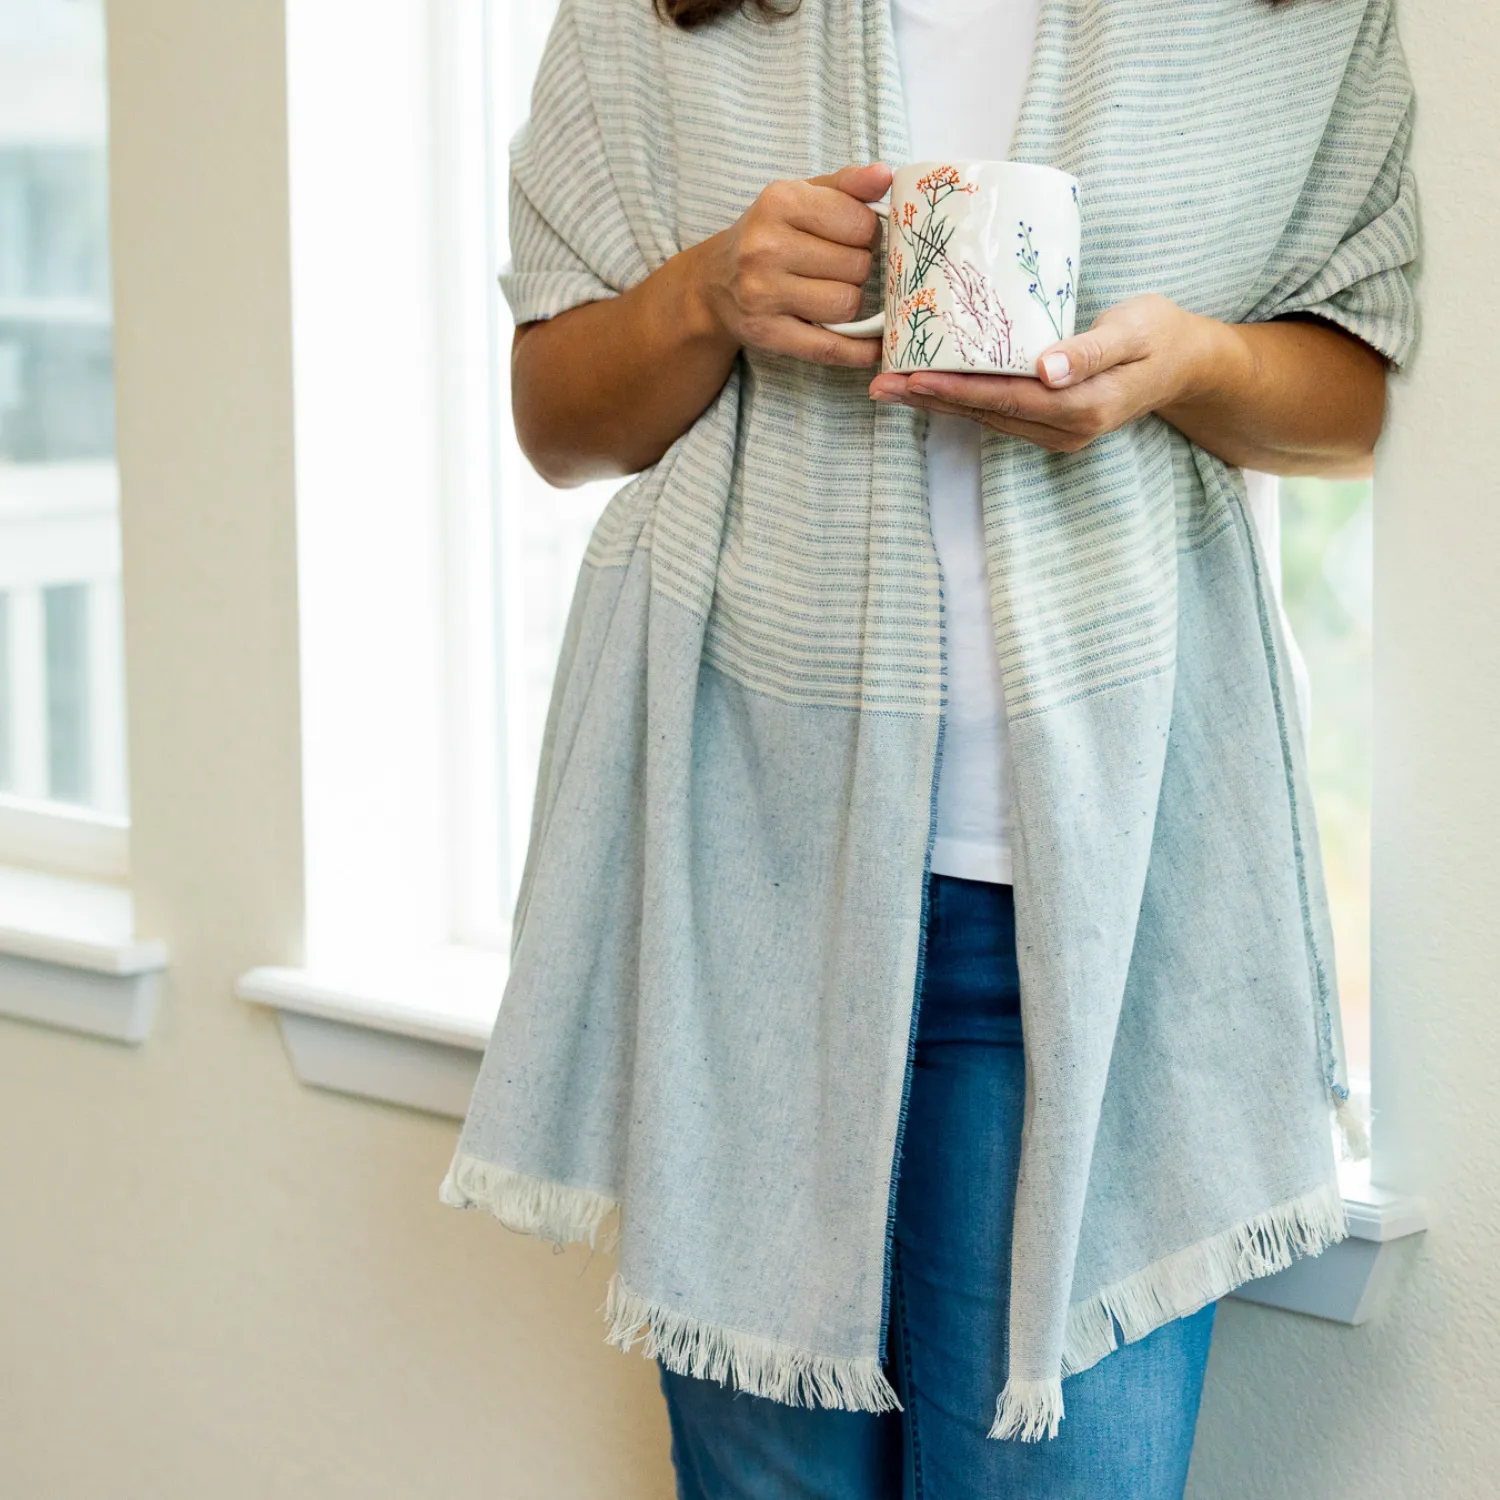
[505,0,1414,718]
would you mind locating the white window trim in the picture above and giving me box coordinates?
[0,17,161,1042]
[0,796,129,883]
[0,863,165,1043]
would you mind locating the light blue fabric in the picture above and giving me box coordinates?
[440,0,1419,1441]
[659,874,1217,1499]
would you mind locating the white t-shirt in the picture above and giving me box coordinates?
[891,0,1043,885]
[889,0,1312,886]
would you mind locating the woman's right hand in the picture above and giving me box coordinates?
[691,162,892,368]
[511,163,891,486]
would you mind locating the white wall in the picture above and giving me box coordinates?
[0,2,671,1496]
[1188,3,1500,1494]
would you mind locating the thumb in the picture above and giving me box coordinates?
[1037,308,1145,389]
[810,162,894,204]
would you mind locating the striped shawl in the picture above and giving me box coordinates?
[441,0,1418,1440]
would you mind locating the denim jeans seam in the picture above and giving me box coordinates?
[893,1248,925,1500]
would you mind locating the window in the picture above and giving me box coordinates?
[284,0,618,970]
[0,0,129,873]
[1279,475,1374,1094]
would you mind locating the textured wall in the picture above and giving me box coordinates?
[0,3,672,1496]
[1188,2,1500,1494]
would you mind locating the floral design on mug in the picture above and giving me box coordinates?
[939,257,1016,371]
[885,165,1025,371]
[1016,223,1075,339]
[896,286,944,368]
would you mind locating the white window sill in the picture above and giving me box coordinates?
[236,945,505,1118]
[0,865,167,1043]
[238,951,1427,1326]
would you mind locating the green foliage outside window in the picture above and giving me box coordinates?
[1279,476,1374,1078]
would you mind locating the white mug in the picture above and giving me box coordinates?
[826,160,1081,377]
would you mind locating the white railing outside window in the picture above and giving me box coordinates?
[0,0,129,879]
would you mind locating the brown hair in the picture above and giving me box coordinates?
[655,0,799,27]
[659,0,1296,27]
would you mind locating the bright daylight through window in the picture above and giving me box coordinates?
[0,0,127,832]
[1280,474,1374,1094]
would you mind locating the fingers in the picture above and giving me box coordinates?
[766,315,883,368]
[767,177,885,248]
[729,167,891,368]
[762,273,874,327]
[877,389,1096,452]
[870,372,1123,452]
[779,227,873,288]
[1037,303,1153,389]
[808,162,894,206]
[879,370,1106,430]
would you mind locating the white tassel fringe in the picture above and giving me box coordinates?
[1059,1179,1348,1379]
[1336,1095,1371,1162]
[444,1162,1347,1444]
[438,1154,619,1251]
[990,1377,1064,1442]
[604,1273,902,1414]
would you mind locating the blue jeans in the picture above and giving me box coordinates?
[658,873,1217,1499]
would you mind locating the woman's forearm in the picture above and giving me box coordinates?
[1158,314,1387,477]
[512,164,891,488]
[512,239,739,488]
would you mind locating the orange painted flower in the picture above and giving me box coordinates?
[897,287,938,325]
[916,165,961,195]
[900,201,916,228]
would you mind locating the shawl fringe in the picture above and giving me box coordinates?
[1336,1095,1372,1162]
[990,1377,1065,1443]
[991,1181,1348,1443]
[439,1154,619,1251]
[1058,1179,1348,1380]
[604,1272,902,1414]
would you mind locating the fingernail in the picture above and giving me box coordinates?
[870,391,897,402]
[1041,351,1071,384]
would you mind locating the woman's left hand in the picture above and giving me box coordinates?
[868,293,1223,454]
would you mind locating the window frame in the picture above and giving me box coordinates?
[0,1,161,1043]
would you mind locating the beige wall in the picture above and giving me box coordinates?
[1188,2,1500,1495]
[2,0,1495,1496]
[0,2,671,1496]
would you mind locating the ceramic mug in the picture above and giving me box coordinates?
[825,160,1081,377]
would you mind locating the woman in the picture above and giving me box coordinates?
[441,0,1417,1495]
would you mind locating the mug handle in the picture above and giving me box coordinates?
[822,197,889,339]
